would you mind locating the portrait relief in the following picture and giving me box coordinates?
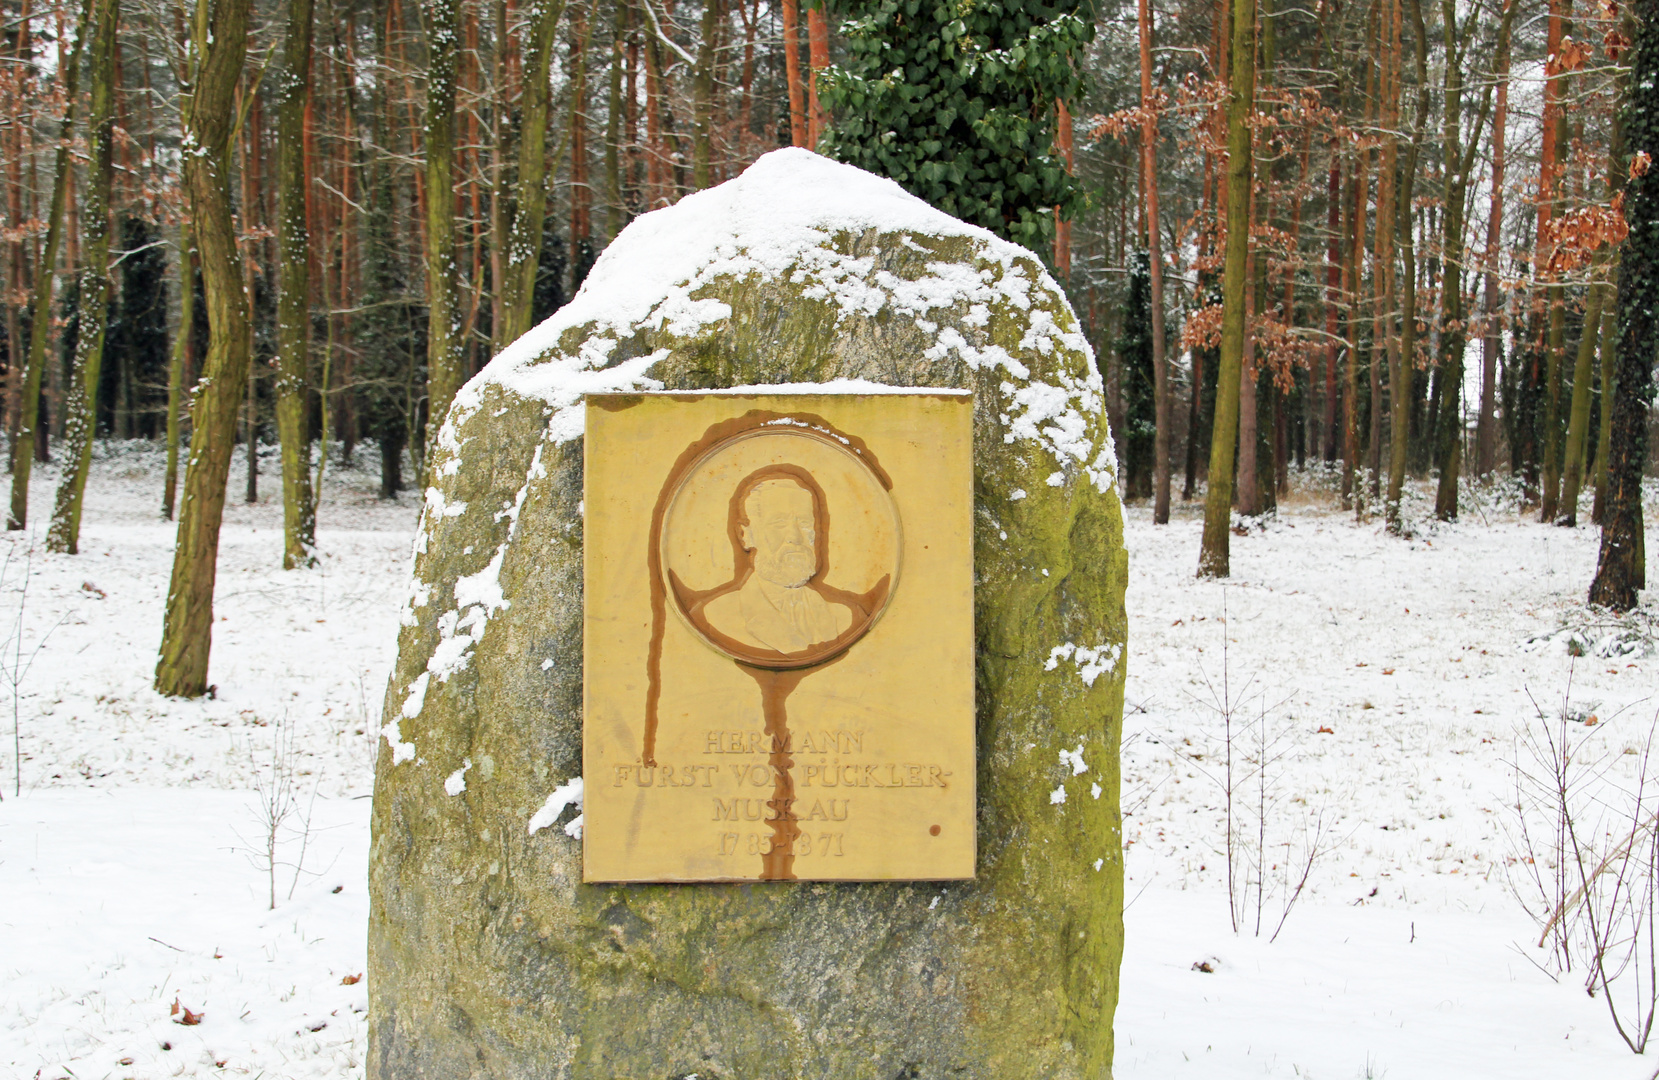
[658,426,901,670]
[702,472,855,654]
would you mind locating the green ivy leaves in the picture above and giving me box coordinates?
[820,0,1093,258]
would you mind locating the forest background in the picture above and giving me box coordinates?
[0,0,1654,697]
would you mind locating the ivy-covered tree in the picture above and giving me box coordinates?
[1591,0,1657,610]
[819,0,1091,254]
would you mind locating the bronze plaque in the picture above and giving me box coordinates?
[582,393,975,882]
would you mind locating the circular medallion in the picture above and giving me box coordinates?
[658,423,901,669]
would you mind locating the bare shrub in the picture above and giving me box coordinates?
[235,714,328,909]
[1183,590,1331,941]
[1506,671,1659,1052]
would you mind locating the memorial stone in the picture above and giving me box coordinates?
[369,149,1128,1078]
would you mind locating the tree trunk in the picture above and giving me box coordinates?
[605,0,627,237]
[570,7,591,251]
[494,0,565,347]
[3,2,28,463]
[1138,0,1169,523]
[782,0,806,147]
[1590,0,1655,609]
[1322,155,1342,463]
[45,0,117,555]
[276,0,317,567]
[1434,0,1504,518]
[1345,138,1366,511]
[1198,0,1255,577]
[1386,0,1428,533]
[1476,0,1513,478]
[1538,0,1569,522]
[1591,271,1617,523]
[155,0,255,698]
[1237,246,1258,515]
[8,0,89,531]
[1559,273,1607,526]
[422,0,462,501]
[807,6,828,146]
[693,0,719,188]
[241,94,261,506]
[164,225,195,521]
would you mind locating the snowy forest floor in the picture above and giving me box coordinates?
[2,443,1658,1079]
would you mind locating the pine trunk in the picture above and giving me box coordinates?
[807,8,828,146]
[782,0,805,147]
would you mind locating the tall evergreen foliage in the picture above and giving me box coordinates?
[820,0,1091,254]
[103,216,171,438]
[1119,248,1155,499]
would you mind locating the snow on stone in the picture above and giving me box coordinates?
[440,148,1115,493]
[1045,642,1122,687]
[384,671,427,764]
[444,758,472,796]
[1050,784,1068,805]
[1059,744,1089,776]
[528,777,585,839]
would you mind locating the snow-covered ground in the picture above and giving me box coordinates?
[2,445,1656,1078]
[1,444,410,1079]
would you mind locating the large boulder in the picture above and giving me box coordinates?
[369,148,1128,1079]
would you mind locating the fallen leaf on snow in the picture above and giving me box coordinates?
[341,973,363,985]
